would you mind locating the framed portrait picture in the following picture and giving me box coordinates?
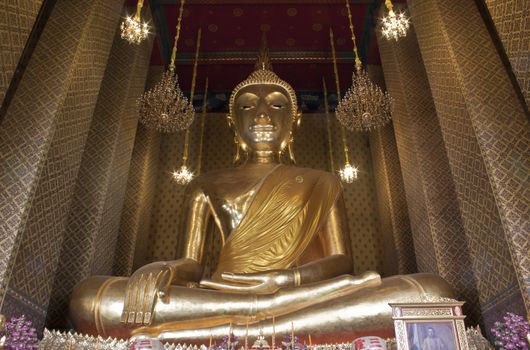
[389,296,469,350]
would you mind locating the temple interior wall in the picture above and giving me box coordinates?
[408,0,529,329]
[0,0,527,339]
[377,16,482,325]
[367,66,416,276]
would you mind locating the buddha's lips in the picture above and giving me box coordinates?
[249,125,276,142]
[249,124,276,132]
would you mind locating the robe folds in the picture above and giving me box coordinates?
[213,165,341,280]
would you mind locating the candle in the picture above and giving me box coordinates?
[272,316,275,350]
[67,339,72,350]
[245,320,249,350]
[209,333,213,349]
[96,337,100,350]
[291,322,295,350]
[309,334,313,347]
[228,322,232,350]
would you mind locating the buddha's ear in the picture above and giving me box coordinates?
[293,111,302,132]
[226,114,234,129]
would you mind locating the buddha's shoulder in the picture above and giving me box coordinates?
[188,165,340,191]
[193,167,245,180]
[278,165,341,185]
[186,167,245,190]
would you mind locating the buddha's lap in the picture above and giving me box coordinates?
[69,273,452,338]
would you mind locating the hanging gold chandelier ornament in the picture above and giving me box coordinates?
[339,163,359,183]
[322,78,335,174]
[336,0,393,133]
[173,28,202,186]
[381,0,410,41]
[330,28,358,184]
[196,77,208,176]
[138,0,194,133]
[172,165,194,185]
[120,0,150,45]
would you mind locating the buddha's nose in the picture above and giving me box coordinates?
[254,111,271,124]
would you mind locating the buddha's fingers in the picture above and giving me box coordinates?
[221,272,266,284]
[121,278,135,324]
[134,274,147,324]
[122,275,142,325]
[159,269,173,300]
[141,273,155,325]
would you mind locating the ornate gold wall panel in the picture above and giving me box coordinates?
[375,29,435,278]
[367,65,416,276]
[0,0,119,323]
[409,0,529,320]
[146,127,201,263]
[114,125,161,276]
[0,0,43,104]
[376,24,482,322]
[409,0,530,322]
[3,0,123,330]
[46,14,153,328]
[115,67,163,275]
[92,29,153,277]
[485,0,530,105]
[146,112,385,275]
[369,124,416,275]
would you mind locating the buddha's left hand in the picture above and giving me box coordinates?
[200,269,296,294]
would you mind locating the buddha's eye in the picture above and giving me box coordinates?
[271,104,284,110]
[240,105,254,111]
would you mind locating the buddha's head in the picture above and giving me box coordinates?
[228,34,299,160]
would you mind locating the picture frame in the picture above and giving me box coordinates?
[390,295,469,350]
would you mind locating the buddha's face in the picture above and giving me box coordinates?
[232,84,293,153]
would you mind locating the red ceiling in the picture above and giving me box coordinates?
[126,1,401,91]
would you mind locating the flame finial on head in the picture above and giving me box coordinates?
[255,30,273,71]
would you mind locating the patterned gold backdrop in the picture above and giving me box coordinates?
[144,109,386,275]
[485,0,530,106]
[0,0,127,329]
[0,0,44,104]
[409,0,529,316]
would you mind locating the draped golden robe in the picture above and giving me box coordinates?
[213,165,341,280]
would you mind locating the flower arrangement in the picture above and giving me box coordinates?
[281,335,304,350]
[491,312,529,350]
[218,333,239,350]
[2,315,38,350]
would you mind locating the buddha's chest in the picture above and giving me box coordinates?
[205,172,267,231]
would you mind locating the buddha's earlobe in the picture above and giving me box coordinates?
[226,114,234,128]
[233,137,241,164]
[294,111,302,129]
[288,132,296,164]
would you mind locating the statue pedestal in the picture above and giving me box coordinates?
[38,329,396,350]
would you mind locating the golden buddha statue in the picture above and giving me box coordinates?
[69,47,453,343]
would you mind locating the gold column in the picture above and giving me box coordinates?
[322,78,335,174]
[367,65,415,276]
[113,67,163,277]
[46,10,154,328]
[375,8,483,323]
[409,0,530,319]
[0,0,123,328]
[196,78,209,176]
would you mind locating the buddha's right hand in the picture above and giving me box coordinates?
[121,261,175,326]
